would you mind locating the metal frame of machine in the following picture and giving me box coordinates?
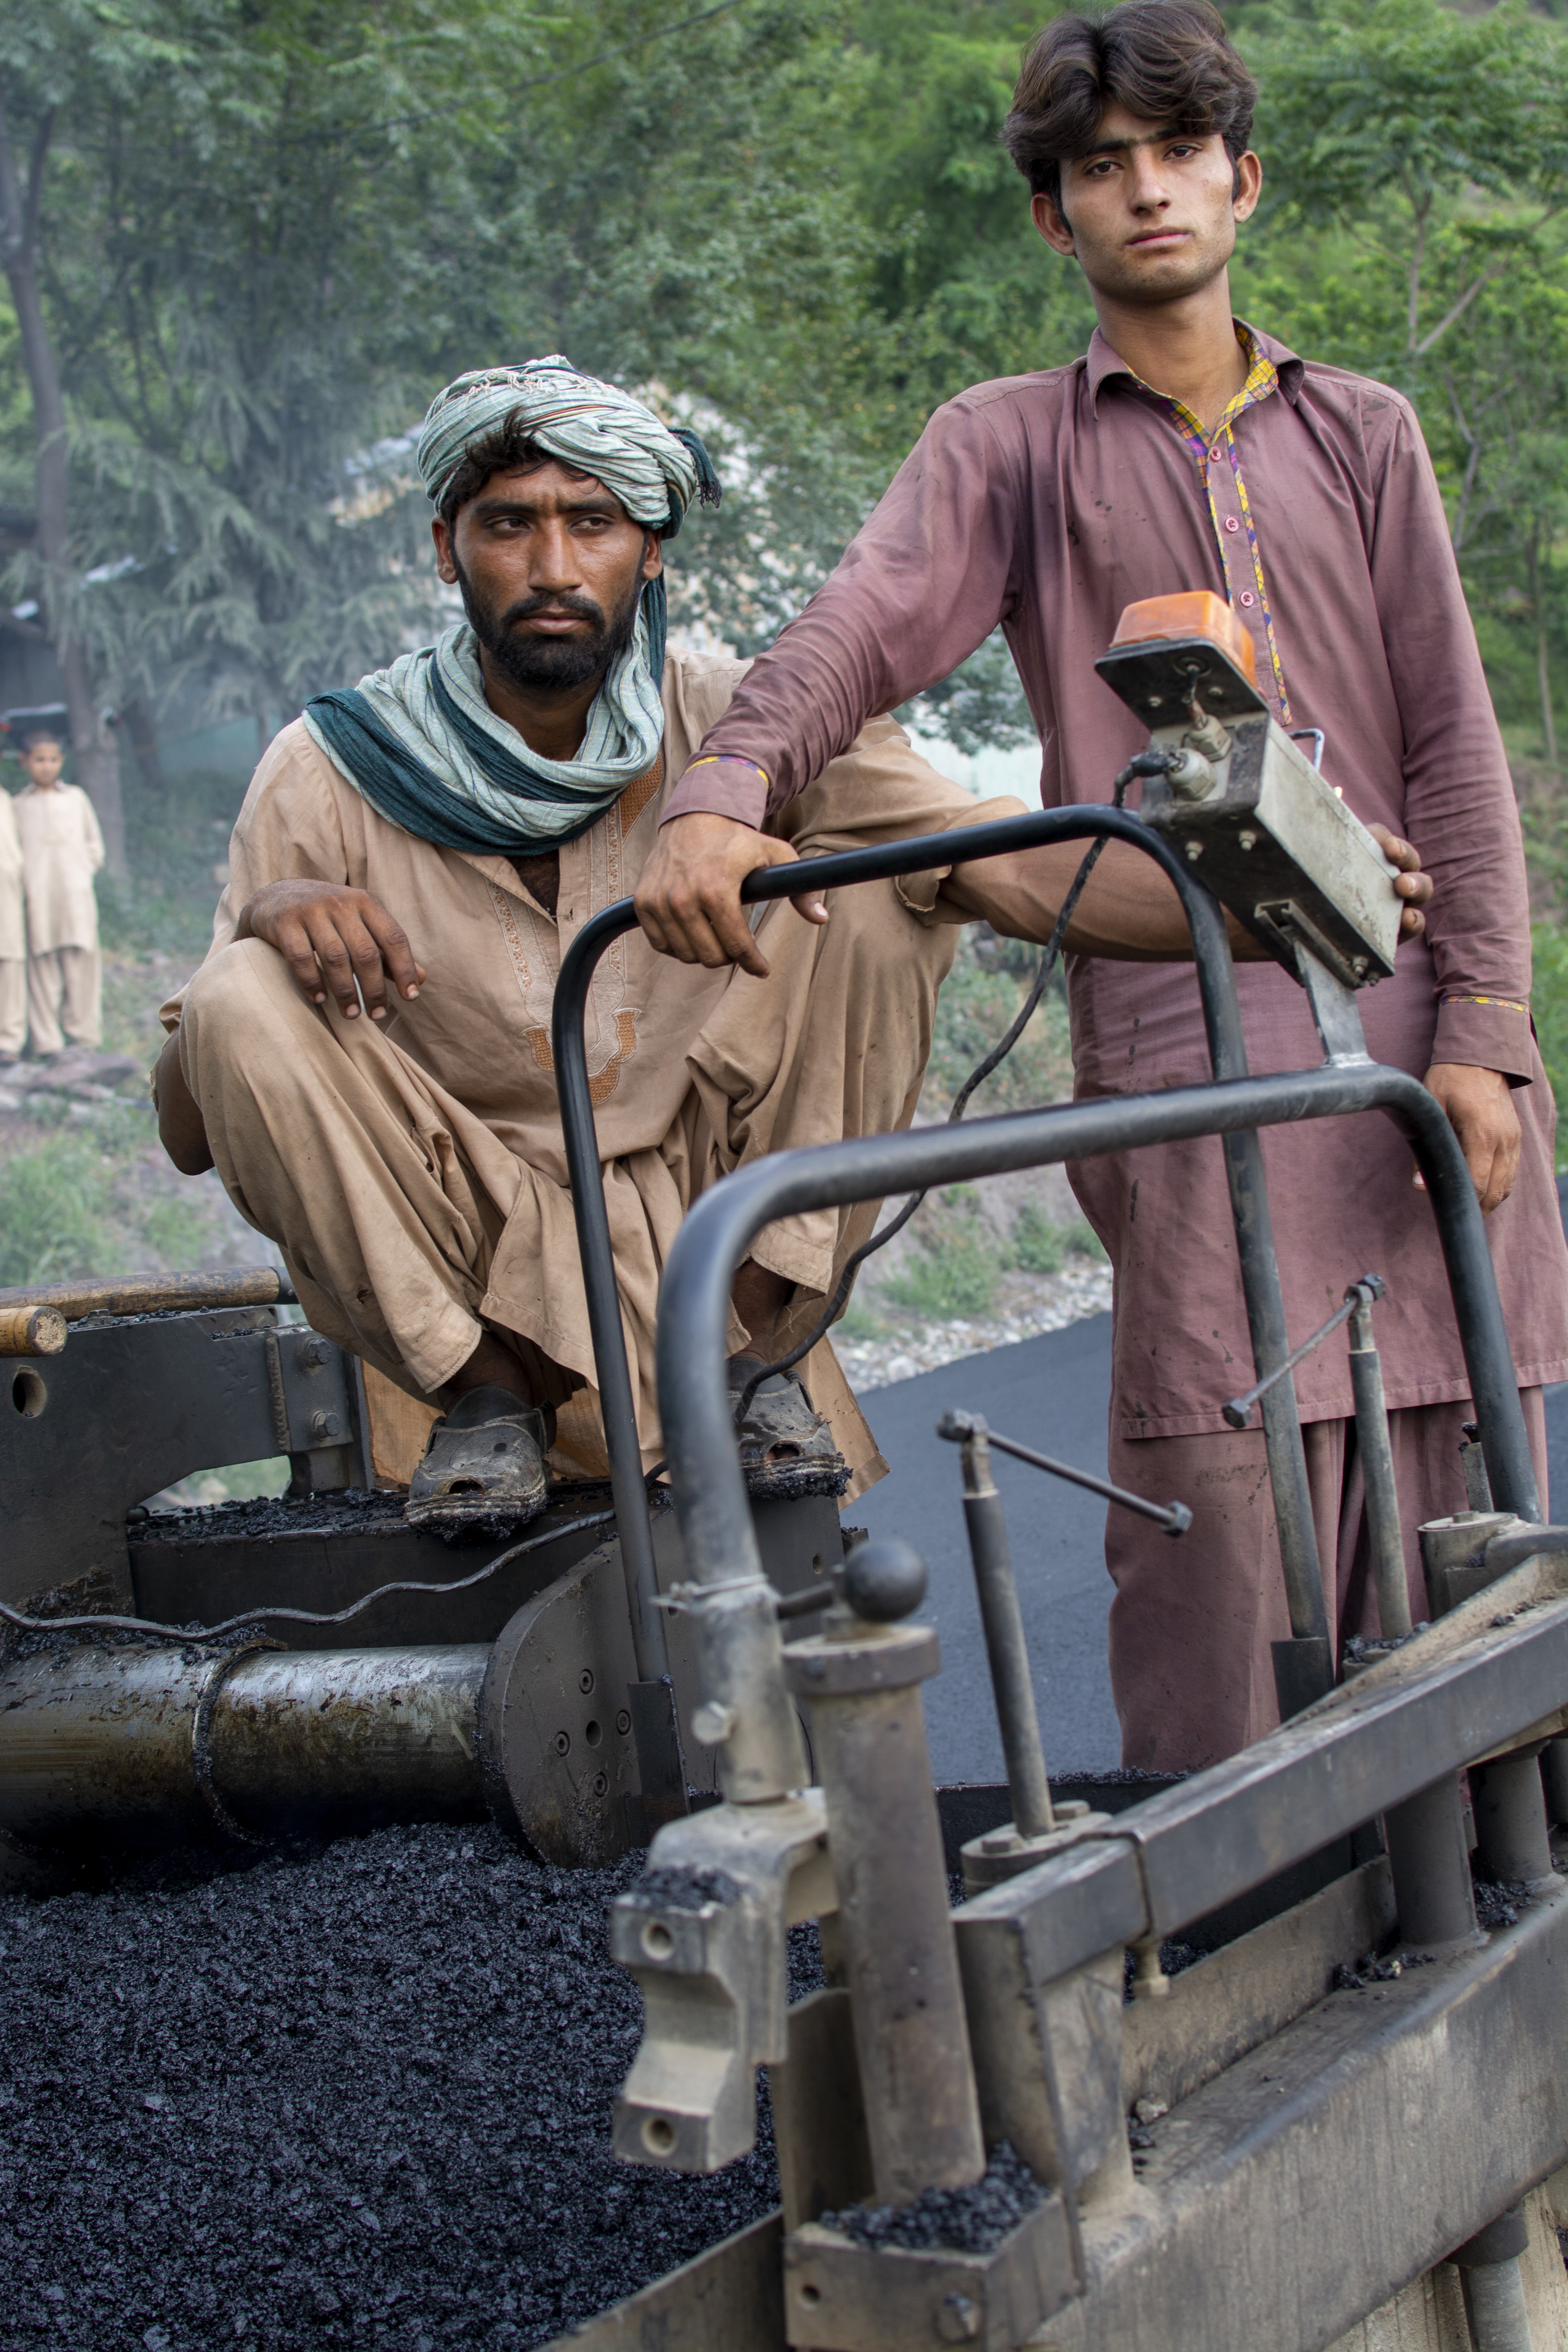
[543,803,1566,2350]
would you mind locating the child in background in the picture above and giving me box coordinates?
[15,722,104,1057]
[0,768,23,1063]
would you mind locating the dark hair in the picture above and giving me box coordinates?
[1002,1,1257,211]
[13,720,64,754]
[436,417,560,526]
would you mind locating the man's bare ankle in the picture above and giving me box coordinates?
[443,1335,533,1408]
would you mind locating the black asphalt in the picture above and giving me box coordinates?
[854,1312,1568,1787]
[854,1314,1122,1782]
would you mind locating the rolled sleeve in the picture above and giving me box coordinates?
[1430,993,1535,1084]
[660,762,768,830]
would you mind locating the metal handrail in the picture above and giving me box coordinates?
[655,1062,1537,1608]
[549,804,1253,1691]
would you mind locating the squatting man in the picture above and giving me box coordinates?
[157,334,1424,1765]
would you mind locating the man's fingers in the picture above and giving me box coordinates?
[267,913,332,1005]
[362,903,425,1004]
[303,909,385,1018]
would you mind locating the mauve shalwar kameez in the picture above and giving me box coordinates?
[668,324,1568,1767]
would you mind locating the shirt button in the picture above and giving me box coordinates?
[1210,447,1223,463]
[1224,516,1240,533]
[1239,591,1256,608]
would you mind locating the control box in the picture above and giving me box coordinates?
[1095,593,1401,990]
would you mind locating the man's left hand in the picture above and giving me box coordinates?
[1423,1063,1520,1215]
[1368,826,1432,940]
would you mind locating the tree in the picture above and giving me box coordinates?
[0,0,173,871]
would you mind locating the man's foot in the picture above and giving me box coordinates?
[728,1356,849,1501]
[405,1385,553,1533]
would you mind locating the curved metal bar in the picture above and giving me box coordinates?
[552,802,1334,1676]
[657,1063,1538,1619]
[552,808,1240,1579]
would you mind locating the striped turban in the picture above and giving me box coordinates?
[416,355,719,537]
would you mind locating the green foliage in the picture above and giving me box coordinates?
[1531,923,1568,1154]
[0,1134,114,1287]
[1009,1201,1105,1274]
[884,1195,1006,1327]
[926,936,1072,1116]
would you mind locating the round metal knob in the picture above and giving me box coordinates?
[842,1537,927,1623]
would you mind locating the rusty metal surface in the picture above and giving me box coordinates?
[210,1646,488,1829]
[481,1541,642,1866]
[0,1639,488,1846]
[1037,1889,1568,2352]
[0,1268,286,1319]
[129,1490,613,1649]
[541,2213,788,2352]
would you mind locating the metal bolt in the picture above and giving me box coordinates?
[1185,840,1203,861]
[691,1700,739,1748]
[309,1410,341,1443]
[579,1668,595,1696]
[553,1730,571,1757]
[1238,828,1257,850]
[1352,956,1369,978]
[935,2293,982,2343]
[300,1337,330,1368]
[615,1710,632,1736]
[591,1771,609,1797]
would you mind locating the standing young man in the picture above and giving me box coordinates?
[633,0,1568,1768]
[15,721,104,1057]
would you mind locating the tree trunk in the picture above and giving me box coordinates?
[0,91,126,875]
[120,694,165,793]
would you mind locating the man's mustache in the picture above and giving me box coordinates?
[498,591,606,633]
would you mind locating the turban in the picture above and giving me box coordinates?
[416,355,720,536]
[303,356,720,857]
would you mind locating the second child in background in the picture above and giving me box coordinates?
[15,723,104,1058]
[0,774,24,1063]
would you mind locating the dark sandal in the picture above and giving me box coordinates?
[728,1356,850,1502]
[405,1385,553,1532]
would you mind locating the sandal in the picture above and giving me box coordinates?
[729,1356,849,1502]
[405,1385,553,1532]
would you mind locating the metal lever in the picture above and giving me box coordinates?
[1224,1274,1386,1428]
[937,1409,1192,1536]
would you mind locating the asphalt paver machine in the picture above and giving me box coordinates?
[1,594,1565,2348]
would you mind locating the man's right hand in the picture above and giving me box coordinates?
[238,879,426,1021]
[633,811,827,979]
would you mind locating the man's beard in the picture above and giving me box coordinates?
[452,553,642,695]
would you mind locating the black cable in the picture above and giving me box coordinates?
[0,1508,618,1650]
[733,760,1159,1430]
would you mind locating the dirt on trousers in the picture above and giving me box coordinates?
[0,1821,819,2351]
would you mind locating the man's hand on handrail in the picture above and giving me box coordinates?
[633,812,828,980]
[238,879,428,1022]
[635,806,1431,970]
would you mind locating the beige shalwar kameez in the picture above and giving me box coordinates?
[17,782,104,1053]
[165,650,1019,1493]
[0,790,25,1055]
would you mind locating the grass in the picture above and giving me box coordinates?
[0,1133,118,1287]
[1009,1201,1107,1274]
[924,938,1073,1118]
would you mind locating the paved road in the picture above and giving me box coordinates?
[854,1316,1122,1783]
[855,1314,1568,1788]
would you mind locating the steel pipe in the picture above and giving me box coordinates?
[0,1642,489,1846]
[1383,1775,1479,1950]
[1470,1747,1558,1890]
[657,1061,1537,1693]
[784,1616,985,2205]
